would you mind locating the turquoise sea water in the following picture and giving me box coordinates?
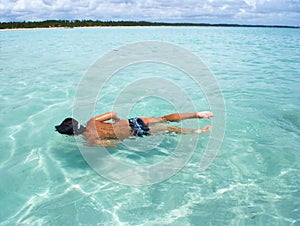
[0,27,299,225]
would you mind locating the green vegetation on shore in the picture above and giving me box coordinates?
[0,20,298,29]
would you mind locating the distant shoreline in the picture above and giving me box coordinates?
[1,20,299,30]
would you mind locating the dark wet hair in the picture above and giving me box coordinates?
[55,118,86,135]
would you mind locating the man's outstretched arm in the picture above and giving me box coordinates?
[92,112,120,122]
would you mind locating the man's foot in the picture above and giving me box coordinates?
[195,125,212,134]
[196,111,214,118]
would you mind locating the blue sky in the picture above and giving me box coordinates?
[0,0,299,26]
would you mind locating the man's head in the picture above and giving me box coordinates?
[55,118,86,135]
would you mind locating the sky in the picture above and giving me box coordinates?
[0,0,299,26]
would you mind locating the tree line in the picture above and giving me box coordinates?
[0,20,298,29]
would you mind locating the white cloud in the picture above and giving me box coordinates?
[0,0,299,26]
[244,0,256,9]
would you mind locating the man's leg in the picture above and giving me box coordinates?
[141,111,213,125]
[150,125,212,134]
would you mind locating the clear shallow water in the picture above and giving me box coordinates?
[0,27,299,225]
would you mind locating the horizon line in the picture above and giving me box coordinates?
[0,20,299,29]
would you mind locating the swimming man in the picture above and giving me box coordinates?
[55,111,213,147]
